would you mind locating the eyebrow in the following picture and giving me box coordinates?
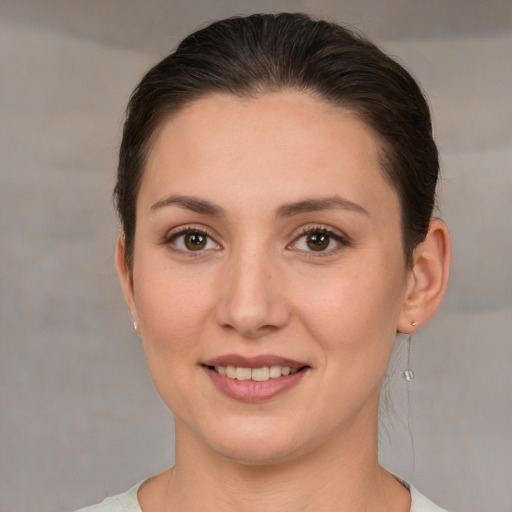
[150,194,368,218]
[276,196,369,218]
[150,195,225,216]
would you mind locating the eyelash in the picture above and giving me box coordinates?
[162,225,221,257]
[289,225,349,257]
[161,225,349,257]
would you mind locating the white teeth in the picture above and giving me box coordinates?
[235,367,252,381]
[269,365,282,379]
[214,365,299,381]
[251,367,270,381]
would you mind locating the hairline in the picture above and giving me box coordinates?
[124,87,411,269]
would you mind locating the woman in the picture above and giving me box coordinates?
[78,12,451,512]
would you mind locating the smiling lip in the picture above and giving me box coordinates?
[204,354,306,369]
[202,354,310,403]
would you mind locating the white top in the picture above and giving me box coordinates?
[74,478,448,512]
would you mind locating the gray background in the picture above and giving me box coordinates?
[1,1,511,511]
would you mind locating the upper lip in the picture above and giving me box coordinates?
[203,354,308,370]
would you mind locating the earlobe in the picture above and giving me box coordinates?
[115,233,140,329]
[398,218,451,333]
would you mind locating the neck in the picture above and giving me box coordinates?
[142,416,410,512]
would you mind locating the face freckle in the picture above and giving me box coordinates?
[125,91,409,464]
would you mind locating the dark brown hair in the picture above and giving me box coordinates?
[115,12,438,267]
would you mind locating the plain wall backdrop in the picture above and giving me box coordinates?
[1,1,511,511]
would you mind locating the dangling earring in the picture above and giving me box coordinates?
[402,321,417,382]
[133,320,139,334]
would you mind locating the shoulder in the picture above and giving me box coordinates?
[73,477,449,512]
[393,474,448,512]
[73,482,143,512]
[409,482,449,512]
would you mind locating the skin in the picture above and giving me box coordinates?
[116,91,451,512]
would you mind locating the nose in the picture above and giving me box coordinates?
[214,247,291,339]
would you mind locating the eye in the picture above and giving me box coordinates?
[302,232,331,251]
[290,227,347,254]
[167,228,220,253]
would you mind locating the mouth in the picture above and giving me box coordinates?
[201,355,310,402]
[205,364,304,382]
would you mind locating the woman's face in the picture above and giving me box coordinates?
[120,91,413,464]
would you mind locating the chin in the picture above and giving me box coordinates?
[213,439,305,467]
[199,415,314,466]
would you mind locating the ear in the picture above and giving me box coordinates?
[398,218,451,333]
[115,233,141,333]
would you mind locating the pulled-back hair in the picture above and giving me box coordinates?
[115,12,438,267]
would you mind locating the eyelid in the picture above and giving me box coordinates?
[160,223,349,257]
[162,224,222,253]
[287,224,350,255]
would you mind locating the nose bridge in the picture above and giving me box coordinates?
[215,237,289,337]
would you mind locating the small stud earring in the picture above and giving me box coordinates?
[133,320,139,333]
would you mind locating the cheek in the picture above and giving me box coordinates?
[293,264,406,415]
[132,266,216,413]
[134,263,214,358]
[289,259,405,356]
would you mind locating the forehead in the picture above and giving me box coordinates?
[149,91,378,161]
[140,91,398,219]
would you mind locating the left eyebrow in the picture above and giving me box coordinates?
[276,196,369,218]
[150,194,225,216]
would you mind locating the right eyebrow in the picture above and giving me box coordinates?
[150,195,225,216]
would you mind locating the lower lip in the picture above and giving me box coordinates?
[204,366,308,402]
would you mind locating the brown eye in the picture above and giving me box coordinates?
[167,228,220,254]
[184,232,207,250]
[306,233,330,251]
[291,227,347,255]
